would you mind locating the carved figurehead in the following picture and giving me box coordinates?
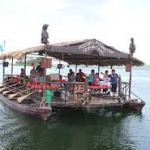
[41,24,49,44]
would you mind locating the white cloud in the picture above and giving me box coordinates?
[0,0,150,64]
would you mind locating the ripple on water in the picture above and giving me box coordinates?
[0,102,30,149]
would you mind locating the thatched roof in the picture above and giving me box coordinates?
[0,39,144,66]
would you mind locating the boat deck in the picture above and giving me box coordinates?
[0,90,125,110]
[51,96,125,108]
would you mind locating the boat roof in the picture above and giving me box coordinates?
[0,39,144,66]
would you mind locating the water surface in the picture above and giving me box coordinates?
[0,65,150,150]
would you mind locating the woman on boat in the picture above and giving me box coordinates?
[102,70,110,85]
[101,70,111,94]
[93,73,101,85]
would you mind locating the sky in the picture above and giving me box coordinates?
[0,0,150,64]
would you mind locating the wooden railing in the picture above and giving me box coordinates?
[3,74,133,103]
[119,81,129,101]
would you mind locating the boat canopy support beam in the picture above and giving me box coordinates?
[11,57,13,76]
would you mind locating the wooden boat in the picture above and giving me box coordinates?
[0,94,52,120]
[0,79,52,120]
[0,39,145,120]
[123,99,145,111]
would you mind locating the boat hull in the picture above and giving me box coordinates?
[0,95,51,120]
[123,99,145,111]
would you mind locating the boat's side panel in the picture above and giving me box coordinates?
[0,95,51,120]
[123,99,145,111]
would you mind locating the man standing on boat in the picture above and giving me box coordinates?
[36,61,44,74]
[109,69,118,96]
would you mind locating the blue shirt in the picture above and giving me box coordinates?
[88,74,94,83]
[109,73,118,84]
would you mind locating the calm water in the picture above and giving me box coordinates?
[0,65,150,150]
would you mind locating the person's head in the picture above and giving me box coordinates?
[79,69,82,73]
[105,70,108,75]
[112,69,115,74]
[91,69,95,74]
[95,73,99,77]
[69,69,73,73]
[21,68,24,72]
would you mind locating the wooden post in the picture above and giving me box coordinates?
[41,24,49,82]
[24,54,27,75]
[98,65,100,74]
[129,38,135,99]
[75,64,77,74]
[58,59,61,75]
[118,75,122,97]
[2,60,5,82]
[11,57,13,76]
[85,78,88,103]
[129,54,133,99]
[44,44,48,81]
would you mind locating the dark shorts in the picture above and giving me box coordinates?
[111,84,117,92]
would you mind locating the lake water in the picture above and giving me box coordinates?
[0,65,150,150]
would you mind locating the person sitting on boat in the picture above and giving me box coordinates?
[108,69,118,96]
[76,69,86,82]
[88,69,95,85]
[93,73,101,85]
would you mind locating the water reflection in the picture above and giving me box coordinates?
[0,102,144,150]
[0,65,149,149]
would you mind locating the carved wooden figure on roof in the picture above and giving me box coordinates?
[41,24,49,44]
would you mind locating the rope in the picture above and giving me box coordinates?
[130,91,143,102]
